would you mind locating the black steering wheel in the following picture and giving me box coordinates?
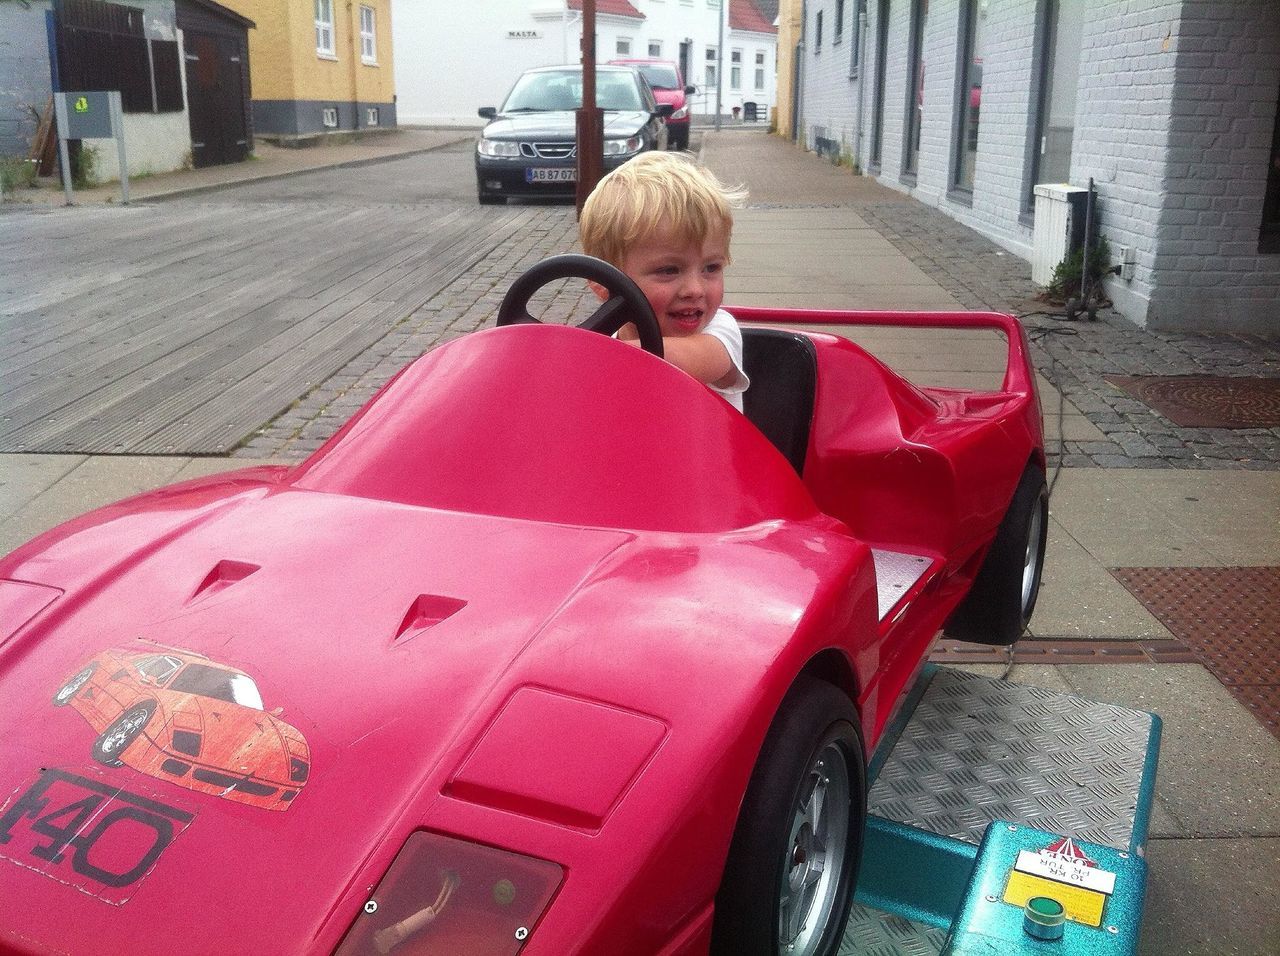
[496,254,664,358]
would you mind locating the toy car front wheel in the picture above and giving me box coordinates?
[92,701,157,766]
[478,190,504,205]
[53,663,97,706]
[944,462,1049,645]
[668,126,689,151]
[713,677,866,956]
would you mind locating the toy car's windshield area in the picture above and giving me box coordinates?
[169,664,265,709]
[293,326,816,534]
[503,69,644,112]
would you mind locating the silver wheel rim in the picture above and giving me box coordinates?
[56,668,92,704]
[779,741,851,956]
[102,710,149,756]
[1021,499,1044,613]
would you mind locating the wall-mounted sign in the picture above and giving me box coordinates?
[507,29,542,39]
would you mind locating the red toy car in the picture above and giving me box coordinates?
[609,58,696,151]
[0,257,1045,955]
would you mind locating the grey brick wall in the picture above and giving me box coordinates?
[840,0,1280,332]
[0,3,54,158]
[1141,0,1280,331]
[802,0,862,158]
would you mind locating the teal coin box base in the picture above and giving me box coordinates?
[845,667,1161,956]
[943,823,1147,955]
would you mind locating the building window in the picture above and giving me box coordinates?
[952,0,985,192]
[1029,0,1084,204]
[903,0,928,178]
[730,49,742,89]
[705,46,717,86]
[870,0,889,168]
[616,36,632,56]
[1261,83,1280,253]
[322,106,338,127]
[314,0,335,56]
[755,50,766,90]
[359,5,376,64]
[835,0,845,43]
[815,10,823,51]
[649,39,662,57]
[366,106,380,126]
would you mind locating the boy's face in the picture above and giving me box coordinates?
[617,223,729,338]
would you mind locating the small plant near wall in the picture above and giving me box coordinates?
[71,144,99,187]
[1045,235,1112,304]
[1,156,38,193]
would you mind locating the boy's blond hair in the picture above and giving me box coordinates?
[580,152,748,267]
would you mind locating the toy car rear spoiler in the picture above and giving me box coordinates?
[728,308,1037,397]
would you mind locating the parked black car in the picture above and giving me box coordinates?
[475,65,672,204]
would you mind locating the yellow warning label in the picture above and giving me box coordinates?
[74,96,89,113]
[1004,870,1106,927]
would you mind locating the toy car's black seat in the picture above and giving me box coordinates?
[741,328,818,475]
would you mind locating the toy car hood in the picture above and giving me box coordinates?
[0,326,872,954]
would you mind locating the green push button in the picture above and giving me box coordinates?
[1023,896,1066,941]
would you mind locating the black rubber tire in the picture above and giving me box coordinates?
[53,663,96,706]
[92,701,156,767]
[669,126,690,151]
[711,677,866,956]
[478,191,504,205]
[944,462,1049,645]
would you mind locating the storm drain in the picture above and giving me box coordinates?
[1103,375,1280,428]
[1111,566,1280,739]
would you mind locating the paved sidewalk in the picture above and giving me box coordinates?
[1,126,1277,954]
[1,126,469,208]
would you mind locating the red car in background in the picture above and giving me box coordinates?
[610,58,695,150]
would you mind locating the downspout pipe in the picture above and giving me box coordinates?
[853,7,867,169]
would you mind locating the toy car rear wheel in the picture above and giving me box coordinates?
[944,462,1049,645]
[712,677,866,956]
[53,663,97,706]
[92,700,156,767]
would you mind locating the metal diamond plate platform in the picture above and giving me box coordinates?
[841,903,946,956]
[872,549,933,621]
[867,668,1157,850]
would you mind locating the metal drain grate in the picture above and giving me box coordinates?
[1103,375,1280,428]
[1112,566,1280,739]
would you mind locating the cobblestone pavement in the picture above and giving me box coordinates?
[238,127,1280,469]
[852,202,1280,471]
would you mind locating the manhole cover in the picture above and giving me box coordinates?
[1104,375,1280,428]
[1112,567,1280,738]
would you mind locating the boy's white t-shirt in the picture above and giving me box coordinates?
[703,308,750,412]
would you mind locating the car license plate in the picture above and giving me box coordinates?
[526,168,575,183]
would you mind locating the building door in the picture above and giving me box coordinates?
[183,29,248,168]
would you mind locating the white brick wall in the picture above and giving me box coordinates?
[804,0,1280,332]
[1140,0,1280,331]
[801,0,863,158]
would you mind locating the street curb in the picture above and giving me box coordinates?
[140,135,472,203]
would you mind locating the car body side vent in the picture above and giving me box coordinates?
[187,560,261,605]
[394,594,467,644]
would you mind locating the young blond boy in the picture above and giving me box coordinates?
[580,151,751,410]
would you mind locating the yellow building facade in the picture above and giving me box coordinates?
[218,0,396,137]
[774,0,801,140]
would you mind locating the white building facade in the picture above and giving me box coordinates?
[393,0,776,127]
[792,0,1280,333]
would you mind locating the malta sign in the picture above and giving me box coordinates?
[506,29,542,39]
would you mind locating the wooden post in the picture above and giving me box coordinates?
[575,0,604,216]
